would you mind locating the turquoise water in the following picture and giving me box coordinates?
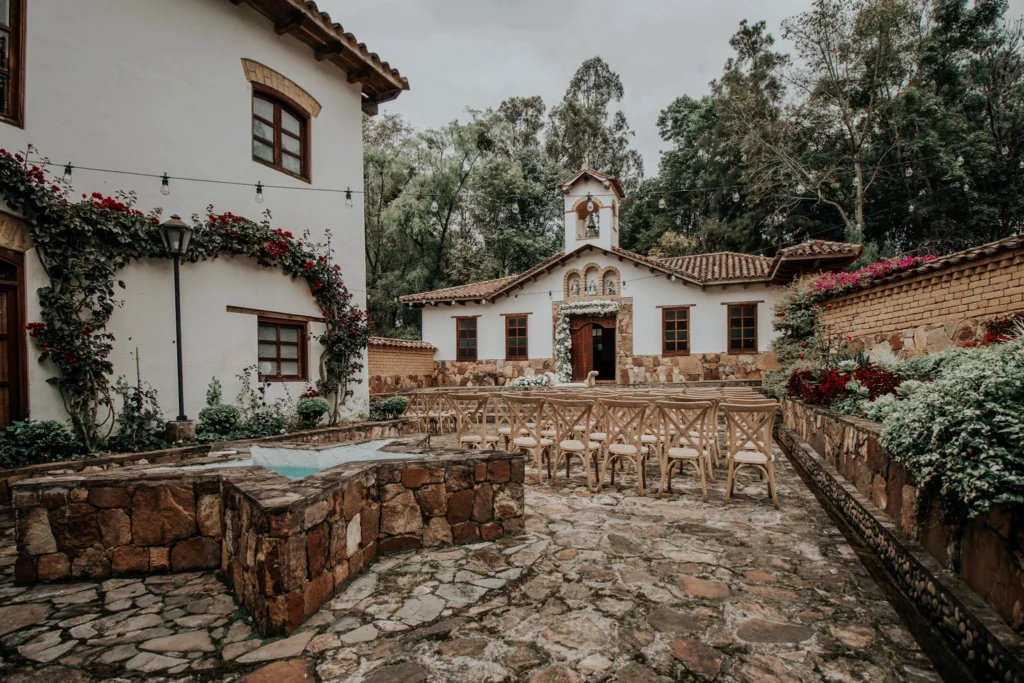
[271,466,322,480]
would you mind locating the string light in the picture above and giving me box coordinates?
[511,201,519,214]
[963,182,971,192]
[796,183,806,194]
[732,190,740,203]
[430,194,438,213]
[1002,145,1010,156]
[658,197,666,209]
[904,166,914,177]
[62,163,73,184]
[908,203,915,213]
[957,153,965,166]
[160,173,170,196]
[344,187,354,209]
[255,181,264,204]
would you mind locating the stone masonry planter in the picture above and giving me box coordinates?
[10,440,526,636]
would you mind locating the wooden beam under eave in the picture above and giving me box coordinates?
[315,40,345,61]
[274,10,306,35]
[362,100,379,116]
[347,67,374,84]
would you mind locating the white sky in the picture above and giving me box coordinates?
[322,0,1024,174]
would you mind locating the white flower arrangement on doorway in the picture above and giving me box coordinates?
[554,299,620,382]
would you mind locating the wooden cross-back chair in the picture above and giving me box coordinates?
[656,400,712,501]
[548,397,600,490]
[505,395,554,484]
[488,392,515,450]
[722,403,779,508]
[598,399,650,495]
[451,393,500,450]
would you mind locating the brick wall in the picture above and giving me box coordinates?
[821,241,1024,354]
[368,340,438,394]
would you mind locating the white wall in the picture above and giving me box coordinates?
[562,176,619,254]
[422,250,782,362]
[0,0,371,422]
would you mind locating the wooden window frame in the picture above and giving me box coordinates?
[505,315,528,360]
[456,317,477,362]
[661,307,691,357]
[257,317,308,382]
[0,0,26,128]
[727,303,758,353]
[252,86,311,183]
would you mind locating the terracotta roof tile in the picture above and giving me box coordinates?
[776,240,863,258]
[369,337,436,350]
[653,251,774,282]
[398,275,518,303]
[866,234,1024,286]
[556,168,625,199]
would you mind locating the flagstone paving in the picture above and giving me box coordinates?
[0,437,942,682]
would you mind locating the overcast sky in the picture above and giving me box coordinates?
[323,0,1024,174]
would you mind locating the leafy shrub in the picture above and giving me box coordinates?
[105,378,167,453]
[198,404,240,436]
[244,408,287,437]
[369,396,409,421]
[0,420,85,469]
[880,335,1024,517]
[297,397,331,429]
[863,393,898,422]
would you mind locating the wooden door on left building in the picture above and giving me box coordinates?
[0,249,26,427]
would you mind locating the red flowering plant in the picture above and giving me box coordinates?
[0,146,370,448]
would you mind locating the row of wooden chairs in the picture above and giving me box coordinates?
[422,387,779,507]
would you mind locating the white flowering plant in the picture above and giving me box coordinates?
[508,375,549,387]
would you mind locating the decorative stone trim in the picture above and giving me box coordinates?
[242,58,322,118]
[12,441,526,637]
[777,422,1024,682]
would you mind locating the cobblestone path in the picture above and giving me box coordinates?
[0,438,941,682]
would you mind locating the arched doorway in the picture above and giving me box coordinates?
[569,315,616,382]
[0,249,24,427]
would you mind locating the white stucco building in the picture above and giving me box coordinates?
[402,168,862,385]
[0,0,407,427]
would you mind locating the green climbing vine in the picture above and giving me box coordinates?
[0,146,371,451]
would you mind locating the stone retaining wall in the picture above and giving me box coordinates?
[0,419,418,505]
[777,420,1024,683]
[782,399,1024,633]
[11,444,525,636]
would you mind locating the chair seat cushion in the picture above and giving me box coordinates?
[589,432,607,441]
[497,427,512,435]
[559,439,597,451]
[608,443,648,456]
[514,437,553,448]
[641,434,658,444]
[667,446,702,459]
[540,429,556,438]
[733,450,770,464]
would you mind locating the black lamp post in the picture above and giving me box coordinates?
[159,215,193,422]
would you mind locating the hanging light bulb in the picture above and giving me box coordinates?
[658,197,667,209]
[732,190,741,203]
[675,216,682,226]
[430,194,438,213]
[957,153,965,166]
[796,183,806,194]
[909,203,915,213]
[904,166,914,177]
[511,200,519,214]
[1019,159,1023,170]
[255,181,264,204]
[160,173,170,196]
[1002,145,1010,156]
[344,187,354,209]
[62,163,73,184]
[852,175,860,187]
[586,193,594,212]
[963,182,970,192]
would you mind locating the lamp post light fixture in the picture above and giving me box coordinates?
[159,214,194,439]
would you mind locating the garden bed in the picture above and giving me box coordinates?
[0,418,419,505]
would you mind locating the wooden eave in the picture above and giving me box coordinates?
[229,0,409,116]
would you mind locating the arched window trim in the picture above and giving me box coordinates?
[252,85,312,183]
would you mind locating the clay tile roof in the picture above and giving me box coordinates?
[556,167,625,199]
[776,240,863,258]
[368,337,436,351]
[233,0,409,108]
[653,251,775,283]
[869,234,1024,286]
[397,275,519,304]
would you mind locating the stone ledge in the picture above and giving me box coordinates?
[777,423,1024,682]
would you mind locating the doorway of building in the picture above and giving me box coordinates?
[0,250,24,427]
[570,316,617,382]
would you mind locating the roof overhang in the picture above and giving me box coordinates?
[230,0,409,116]
[556,168,625,200]
[767,251,863,284]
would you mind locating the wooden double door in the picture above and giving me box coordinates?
[569,315,617,382]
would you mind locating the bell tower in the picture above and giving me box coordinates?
[556,167,625,254]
